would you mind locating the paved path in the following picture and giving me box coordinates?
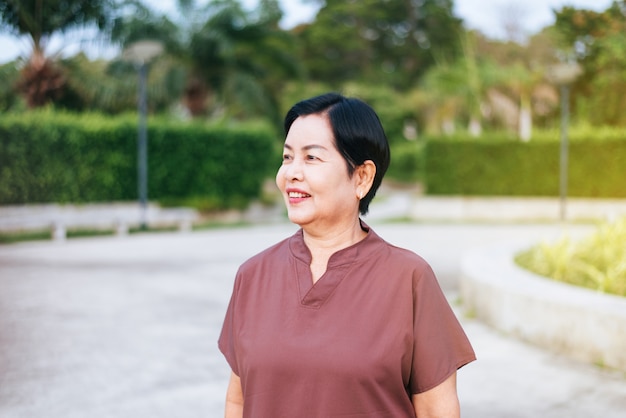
[1,221,625,417]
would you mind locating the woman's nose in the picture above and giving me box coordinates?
[284,158,304,181]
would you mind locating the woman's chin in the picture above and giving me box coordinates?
[286,210,311,226]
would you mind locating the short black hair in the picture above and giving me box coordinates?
[284,92,390,215]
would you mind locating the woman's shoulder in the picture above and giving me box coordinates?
[371,230,431,268]
[366,232,438,288]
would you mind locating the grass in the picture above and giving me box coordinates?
[0,229,52,244]
[515,217,626,297]
[0,220,257,245]
[0,227,117,244]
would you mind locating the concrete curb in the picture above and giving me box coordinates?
[461,243,626,372]
[410,196,626,222]
[0,203,199,235]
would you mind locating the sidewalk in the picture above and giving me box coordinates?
[1,221,625,417]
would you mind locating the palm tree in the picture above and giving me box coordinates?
[499,62,544,141]
[110,0,300,121]
[186,0,301,120]
[0,0,117,107]
[419,35,501,137]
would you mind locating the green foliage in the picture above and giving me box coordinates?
[554,3,626,127]
[280,82,415,145]
[0,0,122,109]
[146,119,279,209]
[3,0,626,140]
[183,0,301,121]
[341,83,414,144]
[299,0,462,89]
[111,2,181,52]
[423,138,626,197]
[0,0,115,41]
[0,111,277,209]
[586,31,626,126]
[0,61,20,111]
[516,217,626,297]
[386,141,424,184]
[531,124,626,142]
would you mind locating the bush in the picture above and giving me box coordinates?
[0,111,278,209]
[515,217,626,297]
[386,141,424,183]
[424,138,626,197]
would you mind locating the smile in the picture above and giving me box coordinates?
[288,192,311,198]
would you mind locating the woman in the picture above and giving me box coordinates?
[219,93,475,417]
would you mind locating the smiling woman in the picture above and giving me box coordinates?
[277,113,376,236]
[218,92,476,418]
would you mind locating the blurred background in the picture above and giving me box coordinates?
[1,0,625,216]
[1,2,626,417]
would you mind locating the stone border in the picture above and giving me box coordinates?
[410,196,626,222]
[460,243,626,372]
[0,203,198,240]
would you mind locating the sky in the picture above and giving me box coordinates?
[0,0,615,64]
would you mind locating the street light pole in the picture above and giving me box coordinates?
[121,41,163,231]
[137,62,149,230]
[559,84,569,222]
[547,62,582,223]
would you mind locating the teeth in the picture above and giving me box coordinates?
[289,192,309,198]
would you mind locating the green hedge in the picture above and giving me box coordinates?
[424,139,626,197]
[386,141,424,183]
[0,112,278,208]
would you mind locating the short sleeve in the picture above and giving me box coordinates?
[409,263,476,394]
[218,271,241,376]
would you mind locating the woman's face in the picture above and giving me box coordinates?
[276,114,360,230]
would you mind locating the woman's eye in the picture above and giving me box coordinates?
[282,154,292,161]
[306,155,319,161]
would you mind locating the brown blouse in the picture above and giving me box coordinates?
[219,224,475,417]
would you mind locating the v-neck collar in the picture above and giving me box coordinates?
[288,221,374,308]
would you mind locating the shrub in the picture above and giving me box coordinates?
[423,138,626,197]
[0,111,278,209]
[386,141,424,183]
[515,217,626,297]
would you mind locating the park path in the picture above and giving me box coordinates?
[1,221,625,417]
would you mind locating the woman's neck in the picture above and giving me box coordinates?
[303,218,367,283]
[303,218,366,255]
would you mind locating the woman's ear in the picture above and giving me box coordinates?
[356,160,376,196]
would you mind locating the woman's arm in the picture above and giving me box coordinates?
[411,372,460,418]
[225,371,244,418]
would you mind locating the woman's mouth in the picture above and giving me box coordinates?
[287,190,311,203]
[288,191,310,198]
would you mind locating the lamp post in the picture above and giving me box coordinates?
[122,41,163,230]
[546,62,582,222]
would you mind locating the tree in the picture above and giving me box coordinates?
[0,61,21,111]
[110,0,301,121]
[299,0,462,89]
[585,31,626,125]
[554,1,626,126]
[187,0,301,121]
[109,1,188,113]
[468,28,562,138]
[418,31,504,137]
[0,0,117,107]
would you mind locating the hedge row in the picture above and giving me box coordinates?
[386,141,424,183]
[3,112,624,206]
[424,140,626,197]
[0,112,278,208]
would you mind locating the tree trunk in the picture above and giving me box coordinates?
[468,115,482,137]
[17,47,66,108]
[519,94,532,142]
